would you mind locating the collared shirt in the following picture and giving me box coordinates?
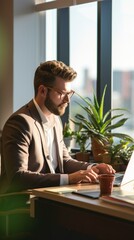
[33,99,68,185]
[33,98,57,172]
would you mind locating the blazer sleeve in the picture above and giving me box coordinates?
[1,113,61,193]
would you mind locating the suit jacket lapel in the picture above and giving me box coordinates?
[28,100,55,173]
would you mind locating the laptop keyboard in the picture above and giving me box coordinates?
[114,173,124,186]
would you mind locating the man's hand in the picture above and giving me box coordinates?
[92,163,116,175]
[68,163,116,184]
[68,169,98,184]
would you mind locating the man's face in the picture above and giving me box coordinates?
[44,77,74,116]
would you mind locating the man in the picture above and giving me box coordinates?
[0,60,115,193]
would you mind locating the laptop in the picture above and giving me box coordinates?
[72,151,134,199]
[114,151,134,189]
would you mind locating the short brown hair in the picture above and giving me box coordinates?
[34,60,77,96]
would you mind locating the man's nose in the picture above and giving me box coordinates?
[62,94,70,103]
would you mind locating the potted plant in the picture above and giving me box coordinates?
[63,121,91,161]
[71,85,134,164]
[103,138,134,171]
[72,123,91,162]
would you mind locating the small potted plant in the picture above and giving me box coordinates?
[72,123,91,162]
[63,121,91,161]
[103,138,134,171]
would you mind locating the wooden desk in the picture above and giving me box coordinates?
[30,184,134,240]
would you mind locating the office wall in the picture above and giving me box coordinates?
[14,0,36,111]
[0,0,46,130]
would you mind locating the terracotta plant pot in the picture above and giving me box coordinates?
[111,163,127,172]
[75,152,90,162]
[91,137,110,163]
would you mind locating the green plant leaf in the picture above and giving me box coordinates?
[99,85,107,121]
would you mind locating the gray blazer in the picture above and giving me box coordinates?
[0,100,90,193]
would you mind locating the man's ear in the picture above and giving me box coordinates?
[39,85,48,96]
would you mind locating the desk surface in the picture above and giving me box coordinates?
[31,183,134,222]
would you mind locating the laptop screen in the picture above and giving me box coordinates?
[121,151,134,191]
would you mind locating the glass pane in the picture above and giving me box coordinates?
[46,9,57,60]
[69,2,97,149]
[112,0,134,138]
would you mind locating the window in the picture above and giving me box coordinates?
[69,2,97,149]
[70,2,97,120]
[112,0,134,138]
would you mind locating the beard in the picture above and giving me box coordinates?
[44,93,68,116]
